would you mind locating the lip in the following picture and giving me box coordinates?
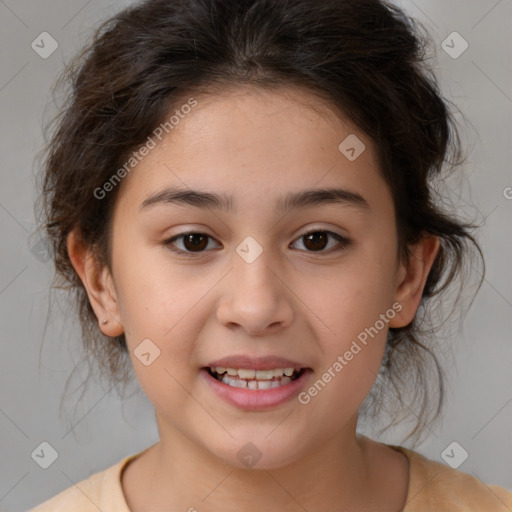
[205,354,309,371]
[200,367,313,410]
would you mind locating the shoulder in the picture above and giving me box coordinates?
[391,445,512,512]
[28,453,138,512]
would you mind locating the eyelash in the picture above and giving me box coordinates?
[163,229,351,257]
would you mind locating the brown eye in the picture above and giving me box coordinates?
[164,232,220,255]
[164,229,350,257]
[292,230,350,253]
[182,233,209,251]
[303,232,328,251]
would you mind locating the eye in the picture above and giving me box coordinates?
[164,232,221,256]
[163,229,351,257]
[291,229,351,253]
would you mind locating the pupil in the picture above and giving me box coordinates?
[184,233,207,252]
[304,232,327,251]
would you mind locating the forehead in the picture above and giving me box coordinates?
[114,85,389,217]
[166,85,358,158]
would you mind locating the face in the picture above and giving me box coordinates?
[80,85,426,469]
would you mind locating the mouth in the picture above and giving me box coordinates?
[205,366,306,390]
[200,360,312,410]
[200,354,312,409]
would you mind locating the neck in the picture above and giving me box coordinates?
[141,416,377,511]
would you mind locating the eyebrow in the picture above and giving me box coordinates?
[139,185,370,214]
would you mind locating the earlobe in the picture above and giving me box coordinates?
[389,235,440,329]
[66,229,124,337]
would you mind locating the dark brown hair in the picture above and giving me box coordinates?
[37,0,484,444]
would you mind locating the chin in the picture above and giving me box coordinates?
[207,434,305,471]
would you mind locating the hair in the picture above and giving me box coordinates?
[36,0,485,445]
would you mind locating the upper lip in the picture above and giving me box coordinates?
[204,355,310,371]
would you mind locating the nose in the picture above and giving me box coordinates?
[215,243,294,336]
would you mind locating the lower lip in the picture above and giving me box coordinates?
[200,368,312,410]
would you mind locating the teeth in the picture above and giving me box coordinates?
[255,369,275,380]
[213,367,296,379]
[248,380,258,390]
[219,373,295,390]
[237,368,256,379]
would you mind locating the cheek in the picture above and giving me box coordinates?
[113,243,199,335]
[302,329,388,419]
[300,254,397,338]
[112,249,209,385]
[298,250,395,399]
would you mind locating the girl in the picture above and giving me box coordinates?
[31,0,512,510]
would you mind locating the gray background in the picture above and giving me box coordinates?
[1,0,511,510]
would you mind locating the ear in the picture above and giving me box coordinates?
[66,229,124,337]
[389,234,440,328]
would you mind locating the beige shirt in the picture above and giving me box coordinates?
[29,443,512,511]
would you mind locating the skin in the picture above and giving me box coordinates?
[68,85,440,511]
